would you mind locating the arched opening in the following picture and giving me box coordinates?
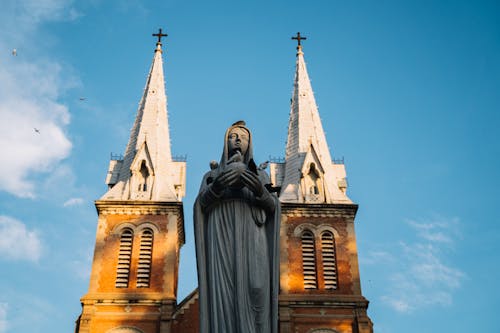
[136,228,154,288]
[321,231,338,290]
[138,160,149,192]
[303,162,324,202]
[301,230,317,290]
[115,229,133,288]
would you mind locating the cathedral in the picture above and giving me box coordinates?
[75,30,373,333]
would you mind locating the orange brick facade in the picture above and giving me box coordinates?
[277,203,373,333]
[171,292,200,332]
[75,200,372,333]
[75,201,184,333]
[283,216,354,294]
[76,201,373,333]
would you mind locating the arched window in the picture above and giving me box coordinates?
[308,163,320,195]
[321,231,338,290]
[301,230,317,290]
[116,229,133,288]
[136,228,154,288]
[138,160,149,192]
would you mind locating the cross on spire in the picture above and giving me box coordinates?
[292,32,307,48]
[152,28,168,44]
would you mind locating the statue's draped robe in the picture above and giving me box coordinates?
[194,125,280,333]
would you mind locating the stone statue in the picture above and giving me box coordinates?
[194,121,280,333]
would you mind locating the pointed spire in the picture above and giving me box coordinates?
[279,34,351,204]
[286,33,331,163]
[102,29,184,201]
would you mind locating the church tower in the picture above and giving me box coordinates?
[270,33,373,333]
[76,30,186,333]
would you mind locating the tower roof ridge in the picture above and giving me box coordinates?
[286,43,332,164]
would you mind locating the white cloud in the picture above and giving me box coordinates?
[0,303,6,333]
[63,197,84,207]
[360,249,394,265]
[380,216,464,313]
[0,0,77,198]
[20,0,77,23]
[0,72,72,197]
[0,291,57,332]
[405,216,460,244]
[1,0,79,34]
[0,216,42,262]
[381,295,410,313]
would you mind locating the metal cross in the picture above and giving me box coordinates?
[152,28,168,44]
[292,32,307,47]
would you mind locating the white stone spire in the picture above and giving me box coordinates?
[274,41,351,204]
[102,39,185,202]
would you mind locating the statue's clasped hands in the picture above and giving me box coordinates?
[212,168,264,197]
[240,170,264,197]
[212,168,239,194]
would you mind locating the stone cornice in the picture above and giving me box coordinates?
[81,292,176,304]
[280,202,358,218]
[279,294,369,308]
[95,200,183,215]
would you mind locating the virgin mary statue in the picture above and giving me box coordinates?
[194,121,280,333]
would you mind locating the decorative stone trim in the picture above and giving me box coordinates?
[95,200,185,245]
[106,326,145,333]
[308,328,340,333]
[82,292,176,302]
[111,222,160,235]
[281,203,358,219]
[172,289,199,318]
[95,200,183,216]
[279,294,370,308]
[293,223,340,239]
[111,222,137,235]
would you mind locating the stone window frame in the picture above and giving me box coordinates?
[115,228,134,288]
[320,230,338,290]
[112,222,159,289]
[112,222,160,235]
[294,223,340,290]
[300,229,317,290]
[136,228,154,288]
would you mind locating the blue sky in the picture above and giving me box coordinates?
[0,0,499,332]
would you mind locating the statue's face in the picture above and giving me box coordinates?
[227,127,249,156]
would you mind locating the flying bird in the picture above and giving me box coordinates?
[12,49,17,56]
[34,128,40,134]
[79,97,86,101]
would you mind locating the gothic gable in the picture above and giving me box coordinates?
[300,144,326,203]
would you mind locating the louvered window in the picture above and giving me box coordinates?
[321,231,338,290]
[115,229,133,288]
[301,231,317,289]
[136,229,154,288]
